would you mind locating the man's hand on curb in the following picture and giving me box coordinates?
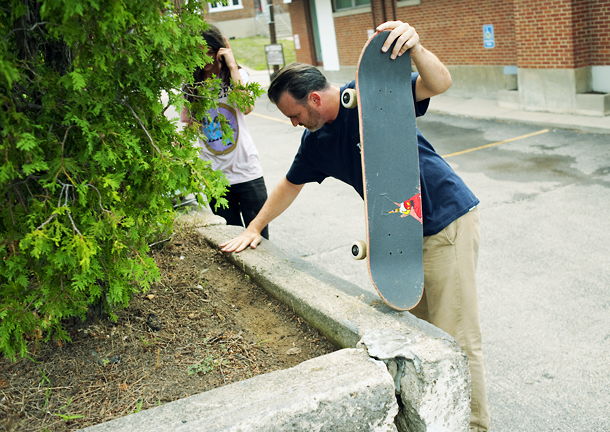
[220,229,262,253]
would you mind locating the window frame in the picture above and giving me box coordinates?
[396,0,421,7]
[333,0,371,13]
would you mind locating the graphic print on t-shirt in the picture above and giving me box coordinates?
[201,103,239,155]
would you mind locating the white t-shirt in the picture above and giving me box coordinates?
[195,69,263,185]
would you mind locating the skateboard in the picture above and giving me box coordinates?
[342,31,424,311]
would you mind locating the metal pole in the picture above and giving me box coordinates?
[268,4,279,76]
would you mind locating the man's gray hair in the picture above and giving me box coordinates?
[268,63,330,105]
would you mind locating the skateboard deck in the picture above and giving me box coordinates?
[352,31,424,310]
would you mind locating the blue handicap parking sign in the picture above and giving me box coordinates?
[483,24,495,49]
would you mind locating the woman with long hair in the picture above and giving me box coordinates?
[182,24,269,239]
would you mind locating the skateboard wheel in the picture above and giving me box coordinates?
[341,88,358,109]
[351,240,367,260]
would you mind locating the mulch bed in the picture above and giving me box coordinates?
[0,228,337,431]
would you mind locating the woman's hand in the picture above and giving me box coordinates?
[217,36,239,72]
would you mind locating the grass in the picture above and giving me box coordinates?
[229,36,296,71]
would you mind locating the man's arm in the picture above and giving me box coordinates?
[220,177,304,253]
[376,21,452,102]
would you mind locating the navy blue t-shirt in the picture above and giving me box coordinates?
[286,74,479,236]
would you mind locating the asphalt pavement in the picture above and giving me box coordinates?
[235,68,610,432]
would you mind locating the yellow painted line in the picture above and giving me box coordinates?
[250,111,292,125]
[250,113,549,158]
[442,129,550,158]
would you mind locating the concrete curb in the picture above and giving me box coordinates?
[82,349,400,432]
[197,223,471,431]
[81,215,471,432]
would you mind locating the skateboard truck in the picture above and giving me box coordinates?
[344,88,365,262]
[351,240,367,260]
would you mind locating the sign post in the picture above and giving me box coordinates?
[264,44,285,80]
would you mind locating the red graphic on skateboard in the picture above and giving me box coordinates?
[389,193,422,223]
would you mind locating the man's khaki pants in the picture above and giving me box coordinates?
[410,207,490,432]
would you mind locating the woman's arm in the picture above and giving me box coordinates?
[218,36,255,115]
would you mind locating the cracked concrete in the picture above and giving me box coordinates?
[198,224,471,432]
[80,219,471,432]
[361,330,470,432]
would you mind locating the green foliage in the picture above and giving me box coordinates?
[187,354,226,375]
[230,36,297,71]
[132,398,144,414]
[187,356,215,375]
[39,368,52,411]
[53,397,84,421]
[0,0,263,360]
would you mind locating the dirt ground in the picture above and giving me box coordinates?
[0,227,338,432]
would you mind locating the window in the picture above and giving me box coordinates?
[396,0,421,7]
[209,0,243,13]
[334,0,370,11]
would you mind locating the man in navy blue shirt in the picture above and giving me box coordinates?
[221,21,489,432]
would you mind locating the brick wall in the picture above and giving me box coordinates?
[395,0,516,67]
[514,0,609,69]
[288,0,609,68]
[332,0,517,67]
[572,0,592,68]
[591,0,610,65]
[334,12,376,65]
[514,0,578,68]
[289,0,316,64]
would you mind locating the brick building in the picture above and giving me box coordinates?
[285,0,610,116]
[207,0,292,39]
